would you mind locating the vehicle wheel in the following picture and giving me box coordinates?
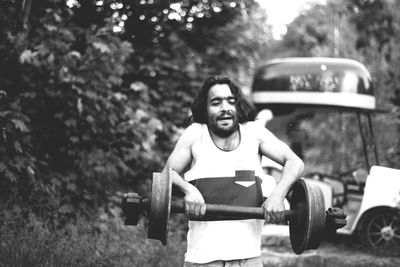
[359,210,400,256]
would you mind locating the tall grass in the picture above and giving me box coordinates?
[0,211,187,267]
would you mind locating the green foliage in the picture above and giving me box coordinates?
[346,0,393,53]
[1,6,163,222]
[380,0,400,168]
[342,0,400,168]
[0,0,273,226]
[283,0,360,58]
[0,0,268,264]
[277,0,400,172]
[0,2,274,265]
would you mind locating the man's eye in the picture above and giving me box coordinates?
[228,98,237,104]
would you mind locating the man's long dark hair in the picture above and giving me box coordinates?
[191,75,258,124]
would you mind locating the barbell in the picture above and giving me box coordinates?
[122,169,347,254]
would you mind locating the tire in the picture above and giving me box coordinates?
[359,210,400,256]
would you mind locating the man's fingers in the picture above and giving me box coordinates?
[269,211,277,223]
[272,211,286,224]
[200,204,207,216]
[185,202,194,217]
[193,203,207,218]
[265,210,285,224]
[277,211,285,223]
[189,202,195,216]
[194,203,201,217]
[185,202,190,216]
[264,210,270,223]
[185,201,206,219]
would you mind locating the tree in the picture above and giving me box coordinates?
[275,0,400,173]
[343,0,400,168]
[0,0,274,223]
[0,1,162,223]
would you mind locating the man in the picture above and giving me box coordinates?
[162,76,304,267]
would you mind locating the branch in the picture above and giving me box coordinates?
[21,0,32,31]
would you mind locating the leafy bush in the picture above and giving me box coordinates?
[1,7,164,222]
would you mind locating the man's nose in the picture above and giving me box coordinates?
[220,100,231,111]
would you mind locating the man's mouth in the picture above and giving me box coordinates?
[217,116,233,122]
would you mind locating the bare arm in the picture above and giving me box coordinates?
[161,124,206,218]
[254,123,304,222]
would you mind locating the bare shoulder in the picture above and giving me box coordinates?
[178,123,203,146]
[243,120,275,140]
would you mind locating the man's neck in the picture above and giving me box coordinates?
[209,128,240,151]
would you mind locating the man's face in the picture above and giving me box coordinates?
[206,84,239,137]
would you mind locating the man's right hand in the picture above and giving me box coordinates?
[183,183,206,219]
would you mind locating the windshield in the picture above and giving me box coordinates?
[262,108,377,179]
[252,58,380,179]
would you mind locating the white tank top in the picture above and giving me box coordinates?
[184,122,265,263]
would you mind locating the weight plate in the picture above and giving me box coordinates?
[147,169,172,245]
[289,178,325,254]
[306,182,326,249]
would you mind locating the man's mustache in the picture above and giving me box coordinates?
[217,112,235,120]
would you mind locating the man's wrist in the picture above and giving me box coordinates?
[171,174,192,195]
[269,190,286,202]
[180,181,193,195]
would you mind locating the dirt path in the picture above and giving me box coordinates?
[262,243,400,267]
[261,226,400,267]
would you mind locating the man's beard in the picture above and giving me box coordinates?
[208,114,239,138]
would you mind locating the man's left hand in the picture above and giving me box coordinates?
[262,196,285,224]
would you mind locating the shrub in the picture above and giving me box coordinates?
[0,209,187,267]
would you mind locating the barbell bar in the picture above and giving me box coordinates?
[122,168,347,254]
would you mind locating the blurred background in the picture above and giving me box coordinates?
[1,0,400,266]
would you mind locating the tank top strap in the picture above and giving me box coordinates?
[200,124,229,153]
[200,124,213,151]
